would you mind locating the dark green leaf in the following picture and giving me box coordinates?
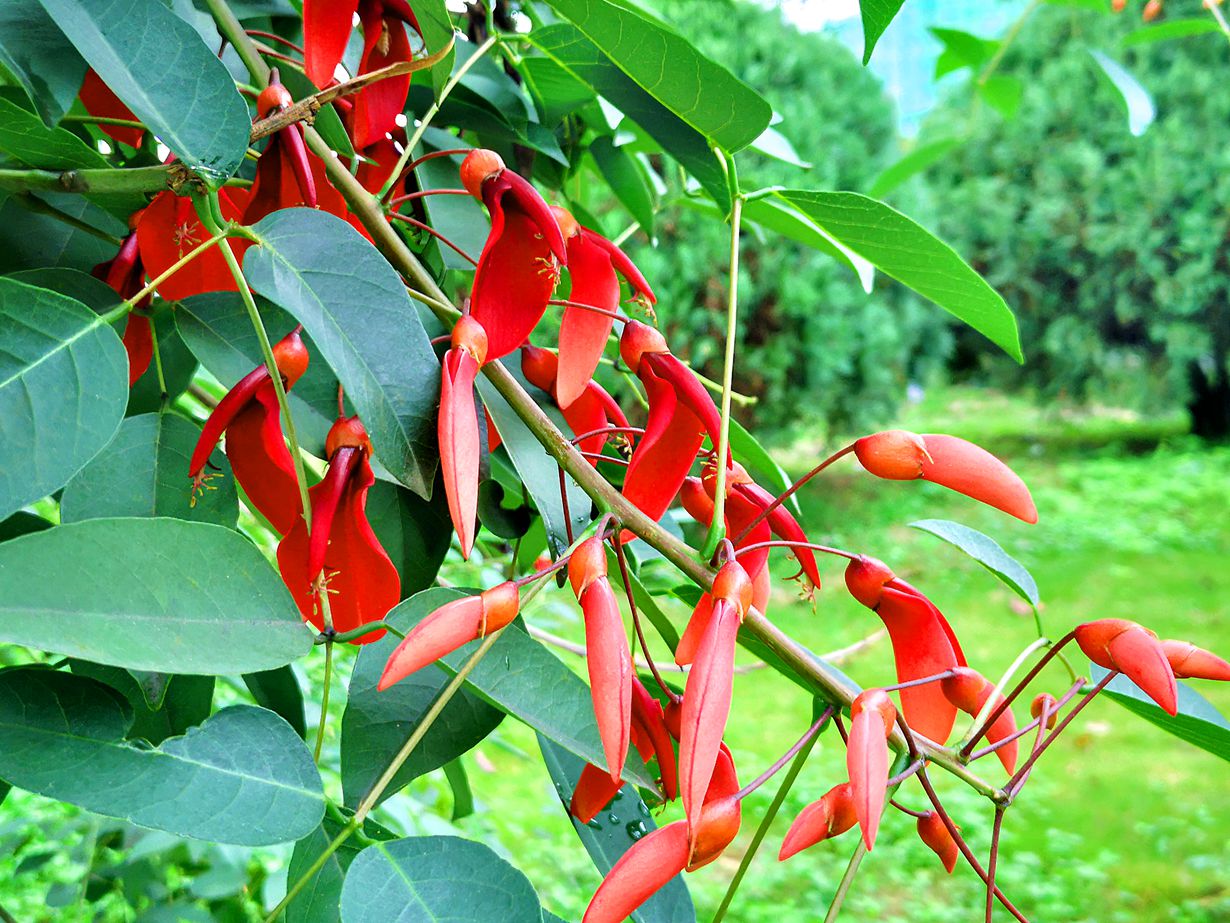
[909,519,1039,606]
[1090,50,1154,136]
[130,669,170,709]
[0,96,108,169]
[341,588,504,807]
[246,209,440,497]
[772,190,1023,361]
[522,56,595,127]
[541,0,770,152]
[389,590,657,788]
[414,143,490,272]
[0,511,53,543]
[0,191,123,272]
[124,305,198,414]
[868,137,964,199]
[1121,18,1221,46]
[0,517,311,673]
[340,836,543,923]
[589,136,655,235]
[538,735,694,923]
[285,814,371,923]
[529,24,731,211]
[860,0,906,64]
[365,478,451,596]
[0,669,325,844]
[69,659,215,746]
[1093,665,1230,762]
[477,478,534,540]
[37,0,249,182]
[243,666,306,739]
[176,291,339,457]
[443,758,474,821]
[0,278,128,520]
[0,0,87,124]
[60,412,239,527]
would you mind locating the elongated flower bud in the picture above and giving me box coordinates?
[847,689,896,850]
[917,811,959,873]
[1075,618,1177,715]
[778,783,857,860]
[1161,640,1230,681]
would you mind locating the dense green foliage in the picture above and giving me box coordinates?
[921,4,1230,436]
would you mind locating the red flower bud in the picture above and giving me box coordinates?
[439,317,488,558]
[847,689,896,850]
[917,811,959,873]
[1075,619,1177,715]
[618,320,669,374]
[941,667,1019,773]
[1161,640,1230,682]
[778,783,857,860]
[256,81,293,118]
[1143,0,1162,20]
[1030,693,1058,729]
[460,149,506,199]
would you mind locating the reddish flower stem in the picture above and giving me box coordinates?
[735,707,835,800]
[388,188,469,206]
[614,537,676,702]
[887,758,925,786]
[734,539,856,561]
[336,384,345,418]
[580,451,627,466]
[382,149,472,202]
[387,212,478,265]
[730,444,855,543]
[558,468,574,545]
[883,669,957,693]
[568,425,645,446]
[548,298,628,324]
[985,807,1006,923]
[252,43,301,66]
[889,798,929,819]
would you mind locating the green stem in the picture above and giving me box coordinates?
[126,232,227,310]
[976,0,1040,87]
[61,114,146,130]
[824,840,868,923]
[313,641,333,762]
[205,0,269,82]
[701,192,744,559]
[263,818,360,922]
[0,164,174,197]
[377,33,500,202]
[149,314,168,406]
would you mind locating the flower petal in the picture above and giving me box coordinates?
[137,189,251,301]
[378,595,484,689]
[556,232,620,408]
[581,578,633,782]
[847,693,894,851]
[303,0,360,86]
[583,820,690,923]
[622,366,704,532]
[678,598,739,826]
[224,383,303,535]
[779,783,857,860]
[353,4,414,149]
[439,348,481,558]
[918,434,1038,524]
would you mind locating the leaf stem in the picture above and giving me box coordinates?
[149,314,168,405]
[313,641,333,762]
[823,840,868,923]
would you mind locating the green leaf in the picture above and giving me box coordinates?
[0,96,108,169]
[0,191,123,273]
[860,0,906,64]
[0,278,128,520]
[738,196,873,292]
[176,292,339,457]
[930,27,998,77]
[728,417,800,517]
[443,758,474,821]
[69,660,215,746]
[0,669,325,844]
[540,0,770,152]
[409,0,455,93]
[340,588,504,807]
[522,56,596,127]
[0,511,53,543]
[1092,665,1230,763]
[243,666,306,739]
[414,142,490,272]
[528,23,731,211]
[477,371,592,557]
[978,74,1024,119]
[0,517,311,673]
[1121,18,1221,47]
[340,836,543,923]
[37,0,250,183]
[388,590,657,788]
[538,735,694,923]
[364,479,451,596]
[868,137,964,199]
[245,209,440,497]
[1090,50,1155,137]
[771,190,1023,362]
[0,0,87,124]
[590,136,656,235]
[285,814,373,923]
[909,519,1039,607]
[60,412,239,527]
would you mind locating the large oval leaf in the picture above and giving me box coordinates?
[340,836,543,923]
[37,0,249,182]
[772,190,1023,362]
[0,95,108,170]
[69,659,215,747]
[1092,664,1230,763]
[0,0,87,124]
[61,412,239,527]
[341,588,504,808]
[909,519,1039,607]
[0,669,325,844]
[0,277,128,520]
[244,209,440,498]
[0,517,311,673]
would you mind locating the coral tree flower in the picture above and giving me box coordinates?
[845,555,967,743]
[619,321,724,529]
[778,782,858,860]
[439,314,487,559]
[854,429,1038,523]
[917,811,959,873]
[378,582,520,690]
[303,0,423,148]
[92,230,152,385]
[941,667,1019,773]
[569,536,633,783]
[277,415,399,641]
[584,747,740,923]
[846,688,896,850]
[1074,619,1177,715]
[79,69,143,148]
[136,186,250,301]
[244,75,317,223]
[549,206,655,408]
[189,327,308,534]
[460,149,567,362]
[1161,640,1230,681]
[520,344,630,458]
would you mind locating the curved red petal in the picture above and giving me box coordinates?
[678,599,739,825]
[645,353,722,451]
[737,481,822,589]
[941,669,1018,773]
[847,707,890,850]
[622,366,704,532]
[583,821,690,923]
[1163,640,1230,681]
[137,189,251,301]
[189,364,271,477]
[225,383,303,535]
[917,811,959,873]
[306,446,359,581]
[440,349,481,558]
[581,579,633,782]
[570,762,623,825]
[779,783,857,861]
[723,488,770,588]
[121,314,153,385]
[674,593,714,668]
[501,170,567,262]
[1109,627,1178,716]
[631,680,678,801]
[303,0,359,87]
[79,70,143,148]
[583,228,655,303]
[556,234,619,408]
[378,594,484,689]
[919,434,1038,524]
[352,7,413,149]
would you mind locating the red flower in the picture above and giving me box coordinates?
[92,230,153,385]
[189,327,308,534]
[79,69,143,148]
[461,149,567,362]
[941,667,1019,773]
[378,582,520,690]
[136,187,251,301]
[245,77,317,223]
[845,555,967,743]
[854,429,1038,523]
[439,315,487,559]
[303,0,423,149]
[1075,619,1177,715]
[619,321,724,531]
[778,782,857,860]
[550,206,655,409]
[521,344,630,458]
[277,415,400,641]
[1161,640,1230,681]
[917,811,959,873]
[847,688,896,850]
